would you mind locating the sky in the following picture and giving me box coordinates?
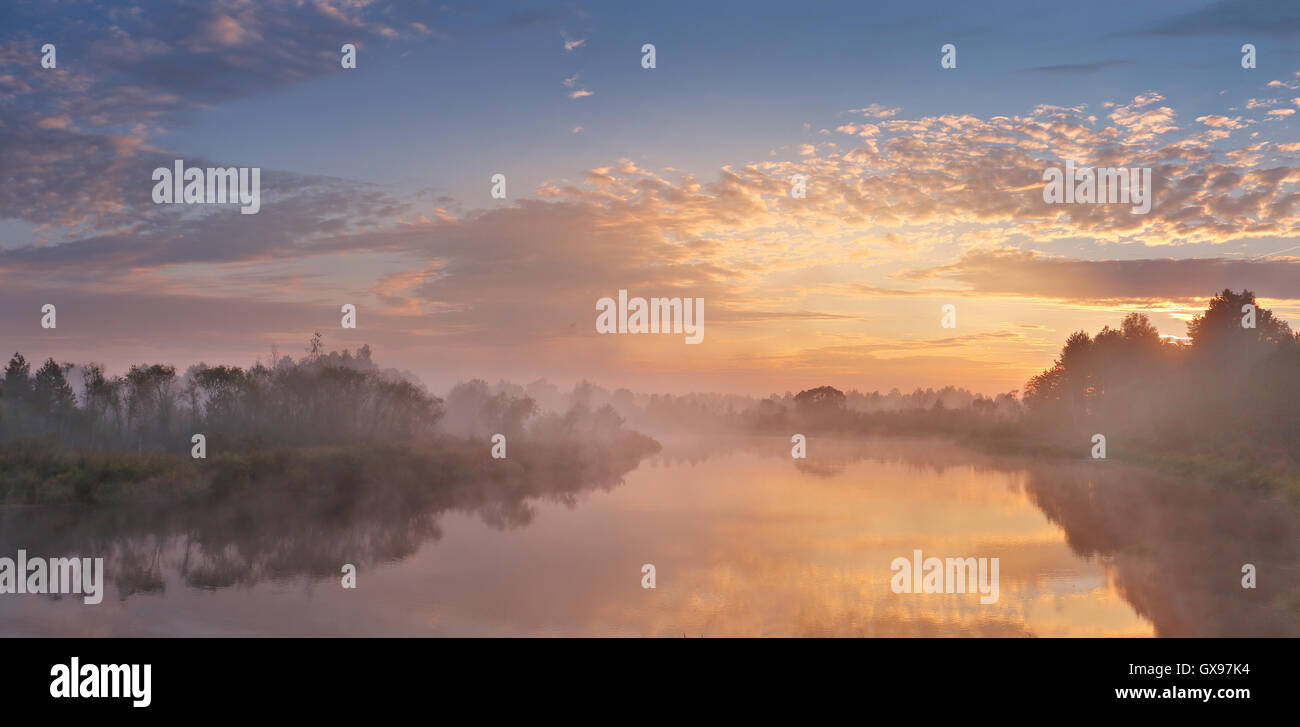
[4,0,1300,396]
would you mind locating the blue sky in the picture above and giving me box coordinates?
[187,1,1299,200]
[15,0,1297,203]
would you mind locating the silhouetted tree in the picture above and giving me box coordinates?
[1024,291,1300,459]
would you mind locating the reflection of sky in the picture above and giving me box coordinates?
[0,440,1154,636]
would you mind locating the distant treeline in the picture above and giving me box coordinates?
[478,377,1023,438]
[500,289,1297,479]
[0,334,662,504]
[0,333,659,467]
[0,336,441,452]
[720,289,1300,481]
[4,289,1296,470]
[738,385,1022,439]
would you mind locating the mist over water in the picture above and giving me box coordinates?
[2,437,1291,637]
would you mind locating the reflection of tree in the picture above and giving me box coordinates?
[793,458,846,478]
[0,437,657,600]
[645,435,1030,481]
[1020,460,1300,637]
[649,437,1298,636]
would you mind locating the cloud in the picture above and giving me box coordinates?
[0,0,440,234]
[1129,0,1300,37]
[1022,60,1134,75]
[76,1,421,106]
[498,7,570,28]
[564,38,586,52]
[1196,115,1247,129]
[13,78,1300,288]
[1108,92,1178,141]
[849,104,901,119]
[899,249,1300,303]
[569,89,593,99]
[202,13,261,47]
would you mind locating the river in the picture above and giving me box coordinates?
[1,437,1294,636]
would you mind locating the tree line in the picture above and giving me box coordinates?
[0,335,442,452]
[4,289,1295,464]
[1022,289,1299,458]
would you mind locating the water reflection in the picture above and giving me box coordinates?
[0,447,639,600]
[1,438,1294,636]
[1021,461,1299,637]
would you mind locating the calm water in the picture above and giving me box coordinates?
[1,438,1295,636]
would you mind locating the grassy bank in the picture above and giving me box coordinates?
[0,432,661,506]
[945,425,1300,503]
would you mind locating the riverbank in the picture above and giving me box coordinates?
[950,426,1300,503]
[0,431,661,506]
